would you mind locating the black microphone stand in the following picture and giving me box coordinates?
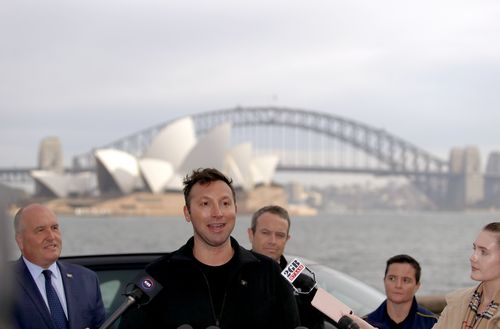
[98,289,142,329]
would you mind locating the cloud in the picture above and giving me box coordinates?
[1,0,500,167]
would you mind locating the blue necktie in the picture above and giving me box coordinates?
[42,270,69,329]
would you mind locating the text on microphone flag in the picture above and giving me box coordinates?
[281,258,306,284]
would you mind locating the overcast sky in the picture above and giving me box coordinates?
[2,0,500,168]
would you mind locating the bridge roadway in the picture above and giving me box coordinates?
[0,165,455,182]
[1,107,498,209]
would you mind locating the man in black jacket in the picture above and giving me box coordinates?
[119,168,299,329]
[248,205,325,329]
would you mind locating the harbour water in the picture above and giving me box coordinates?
[4,211,498,295]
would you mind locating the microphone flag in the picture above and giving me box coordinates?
[280,257,354,324]
[281,258,307,284]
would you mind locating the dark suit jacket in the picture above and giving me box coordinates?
[12,258,106,329]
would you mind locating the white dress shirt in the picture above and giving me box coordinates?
[23,256,69,318]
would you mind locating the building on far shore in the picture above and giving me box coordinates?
[31,184,296,217]
[27,116,291,215]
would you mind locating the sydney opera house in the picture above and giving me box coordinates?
[30,116,283,214]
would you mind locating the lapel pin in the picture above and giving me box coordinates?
[66,273,73,278]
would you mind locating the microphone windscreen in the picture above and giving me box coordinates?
[206,326,220,329]
[176,325,193,329]
[131,270,163,304]
[337,315,360,329]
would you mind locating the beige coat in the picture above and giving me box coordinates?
[433,286,500,329]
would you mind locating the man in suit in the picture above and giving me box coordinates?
[11,203,105,329]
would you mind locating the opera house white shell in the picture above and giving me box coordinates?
[224,143,255,191]
[31,170,95,198]
[143,117,196,171]
[95,149,143,194]
[138,158,174,194]
[179,122,231,174]
[250,155,280,185]
[32,115,280,197]
[31,170,68,198]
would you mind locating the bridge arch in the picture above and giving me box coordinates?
[73,106,448,177]
[191,107,448,176]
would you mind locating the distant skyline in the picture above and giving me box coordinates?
[2,0,500,169]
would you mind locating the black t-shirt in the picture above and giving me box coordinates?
[194,254,237,318]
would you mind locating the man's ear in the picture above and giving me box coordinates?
[15,233,23,251]
[183,205,191,222]
[247,228,254,244]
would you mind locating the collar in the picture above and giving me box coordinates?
[384,297,419,325]
[23,256,60,281]
[370,296,419,327]
[279,255,288,269]
[171,236,260,266]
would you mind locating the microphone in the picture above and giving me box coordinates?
[175,324,221,328]
[98,270,163,329]
[338,315,360,329]
[281,258,355,327]
[128,270,164,305]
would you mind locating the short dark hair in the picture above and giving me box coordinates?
[483,222,500,246]
[182,168,235,210]
[251,205,290,235]
[385,254,421,283]
[483,222,500,232]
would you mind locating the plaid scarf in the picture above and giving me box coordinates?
[461,284,500,329]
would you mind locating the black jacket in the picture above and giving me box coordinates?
[119,237,300,329]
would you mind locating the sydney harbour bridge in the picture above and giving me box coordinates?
[1,107,498,209]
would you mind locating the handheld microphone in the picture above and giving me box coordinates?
[128,270,163,305]
[338,315,360,329]
[281,258,355,327]
[98,270,163,329]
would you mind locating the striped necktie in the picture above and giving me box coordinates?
[42,270,69,329]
